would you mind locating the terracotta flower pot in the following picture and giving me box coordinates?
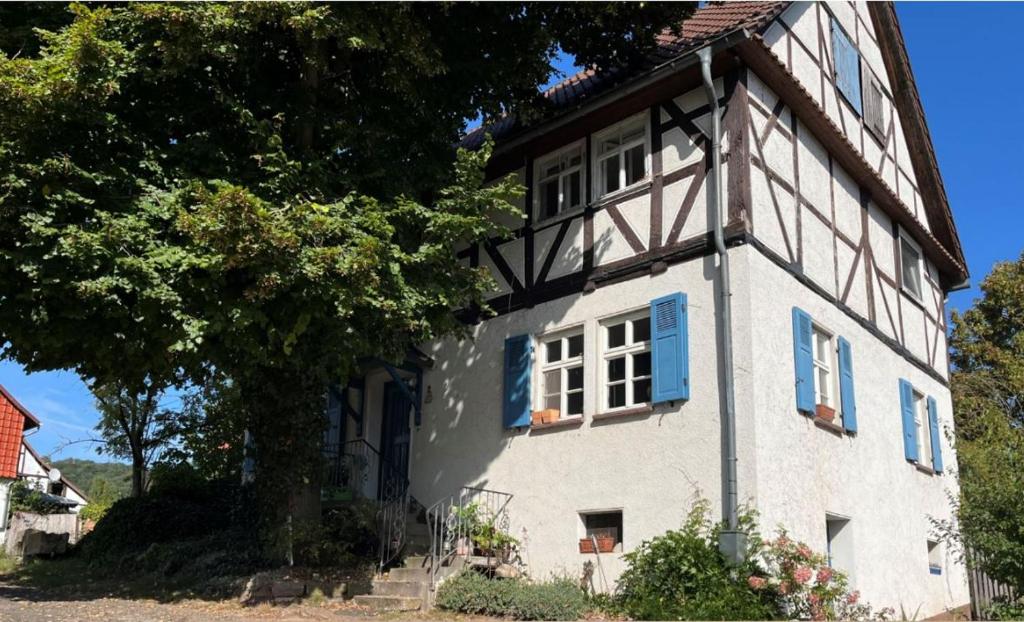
[532,408,560,425]
[816,404,836,423]
[579,536,617,554]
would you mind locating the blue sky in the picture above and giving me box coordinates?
[2,3,1021,462]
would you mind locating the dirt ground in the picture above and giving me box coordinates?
[0,579,383,622]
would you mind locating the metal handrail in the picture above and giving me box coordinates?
[322,439,411,573]
[426,486,514,589]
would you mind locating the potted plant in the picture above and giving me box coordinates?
[816,403,836,423]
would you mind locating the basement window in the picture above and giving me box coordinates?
[580,510,623,553]
[928,540,942,575]
[826,514,854,582]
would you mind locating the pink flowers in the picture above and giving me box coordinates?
[847,590,861,605]
[797,544,813,559]
[793,566,813,584]
[748,576,767,590]
[816,566,834,584]
[778,580,791,595]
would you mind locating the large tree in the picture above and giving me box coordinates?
[944,252,1024,590]
[0,2,696,548]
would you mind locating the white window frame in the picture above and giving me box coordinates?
[534,140,586,224]
[912,388,933,467]
[537,328,585,418]
[899,227,925,303]
[599,311,652,412]
[811,323,840,420]
[592,113,650,202]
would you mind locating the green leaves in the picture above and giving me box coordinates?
[946,252,1024,591]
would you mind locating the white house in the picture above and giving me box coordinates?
[329,2,970,616]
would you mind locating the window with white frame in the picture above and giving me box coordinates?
[536,143,584,221]
[899,229,924,301]
[594,116,647,198]
[812,324,837,412]
[913,388,933,467]
[540,331,585,417]
[601,313,652,411]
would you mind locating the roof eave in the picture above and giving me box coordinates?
[867,2,967,278]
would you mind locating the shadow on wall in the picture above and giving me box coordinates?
[411,226,614,504]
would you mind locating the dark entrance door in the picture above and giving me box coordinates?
[378,382,411,499]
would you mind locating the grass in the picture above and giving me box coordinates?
[1,556,248,602]
[0,550,18,575]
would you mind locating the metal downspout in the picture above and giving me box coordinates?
[697,47,745,565]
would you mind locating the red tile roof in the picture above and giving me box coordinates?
[543,2,789,108]
[0,387,32,479]
[463,2,789,148]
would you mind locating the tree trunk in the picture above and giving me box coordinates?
[130,447,146,497]
[240,367,326,563]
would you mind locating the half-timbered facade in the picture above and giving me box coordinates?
[329,2,970,615]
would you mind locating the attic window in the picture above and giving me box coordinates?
[899,228,924,302]
[863,69,885,139]
[831,19,863,116]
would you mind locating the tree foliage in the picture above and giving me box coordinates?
[945,252,1024,589]
[0,2,696,543]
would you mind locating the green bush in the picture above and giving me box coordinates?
[436,571,589,621]
[76,477,262,580]
[615,499,775,621]
[291,501,379,567]
[986,597,1024,621]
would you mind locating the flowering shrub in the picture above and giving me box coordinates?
[747,530,893,621]
[611,500,892,621]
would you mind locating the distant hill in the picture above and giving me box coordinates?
[50,458,132,500]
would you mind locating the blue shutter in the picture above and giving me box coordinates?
[651,293,690,403]
[792,307,815,414]
[927,396,943,473]
[837,336,857,433]
[831,20,863,115]
[503,334,532,428]
[899,379,919,462]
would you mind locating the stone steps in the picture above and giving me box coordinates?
[353,595,422,611]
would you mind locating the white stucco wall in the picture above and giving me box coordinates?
[411,253,757,584]
[745,248,968,615]
[398,243,966,615]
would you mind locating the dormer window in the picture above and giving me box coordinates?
[535,142,584,222]
[899,228,924,302]
[594,115,648,199]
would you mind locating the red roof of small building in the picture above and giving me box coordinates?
[0,385,40,479]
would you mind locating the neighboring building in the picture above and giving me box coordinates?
[0,385,87,545]
[18,439,88,512]
[329,2,969,615]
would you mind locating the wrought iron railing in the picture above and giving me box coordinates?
[322,439,411,572]
[426,486,514,588]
